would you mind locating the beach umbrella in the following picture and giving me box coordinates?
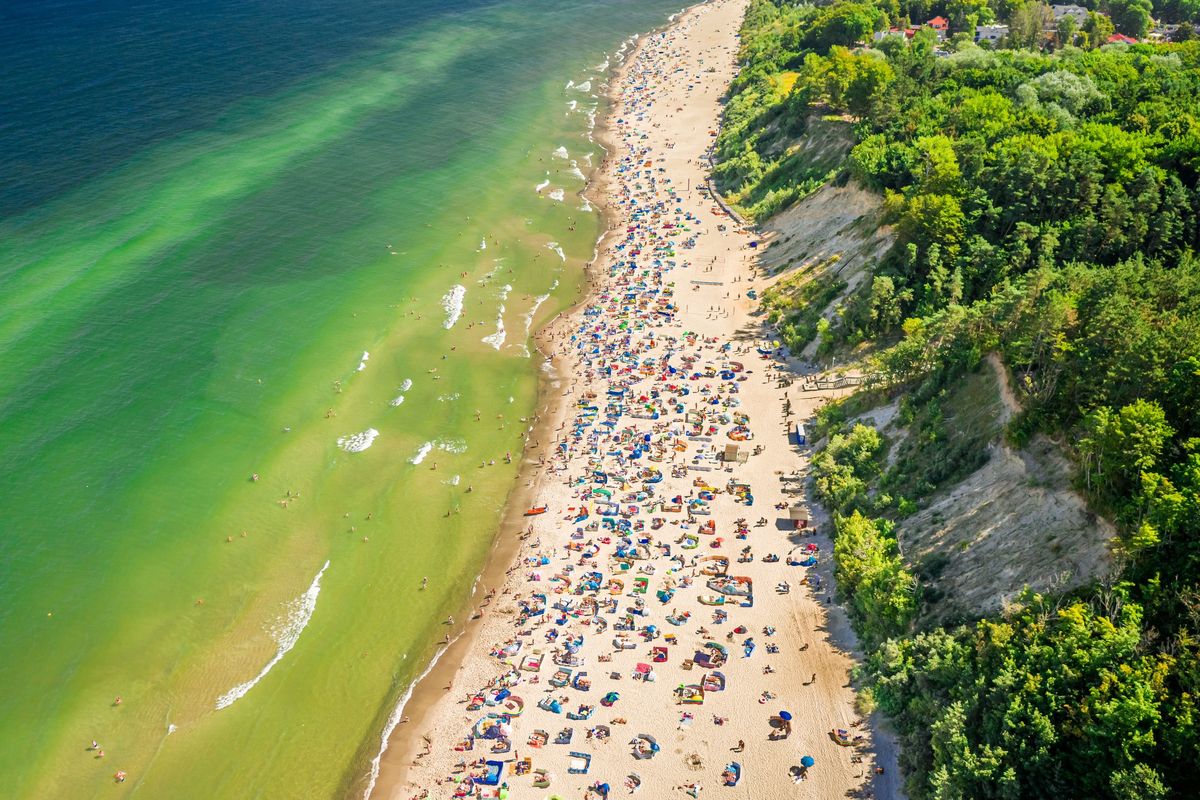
[778,711,793,721]
[801,755,815,768]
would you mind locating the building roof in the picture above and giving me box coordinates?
[928,16,949,27]
[1107,33,1138,43]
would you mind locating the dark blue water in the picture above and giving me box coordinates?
[0,0,498,216]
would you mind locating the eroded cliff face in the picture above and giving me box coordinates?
[854,356,1116,623]
[758,177,1115,623]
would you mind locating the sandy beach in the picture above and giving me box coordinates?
[368,1,893,797]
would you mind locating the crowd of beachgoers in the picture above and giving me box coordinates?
[378,2,888,798]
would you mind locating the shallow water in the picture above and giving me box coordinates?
[0,0,684,796]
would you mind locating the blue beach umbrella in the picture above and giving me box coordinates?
[801,755,815,768]
[778,711,793,721]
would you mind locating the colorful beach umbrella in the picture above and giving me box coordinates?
[801,755,815,767]
[778,710,793,721]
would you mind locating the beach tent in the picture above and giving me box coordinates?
[480,760,505,786]
[630,733,660,759]
[788,505,810,521]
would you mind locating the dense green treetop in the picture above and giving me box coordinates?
[724,2,1200,797]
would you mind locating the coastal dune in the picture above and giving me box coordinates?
[369,1,890,797]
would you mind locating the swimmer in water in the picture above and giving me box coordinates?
[421,577,429,590]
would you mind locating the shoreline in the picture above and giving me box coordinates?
[364,1,899,798]
[360,19,654,796]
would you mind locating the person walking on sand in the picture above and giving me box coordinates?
[732,739,744,753]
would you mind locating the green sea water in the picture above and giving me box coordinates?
[0,1,687,796]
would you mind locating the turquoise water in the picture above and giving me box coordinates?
[0,1,686,796]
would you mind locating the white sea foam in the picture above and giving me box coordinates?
[580,197,594,212]
[498,283,513,301]
[535,176,550,193]
[357,351,370,372]
[437,438,467,455]
[410,441,433,465]
[167,724,177,735]
[567,100,578,111]
[553,146,569,159]
[477,238,487,251]
[441,284,466,329]
[549,188,565,202]
[564,79,575,90]
[362,631,465,800]
[546,242,566,262]
[482,307,507,350]
[575,80,592,92]
[583,152,593,166]
[438,393,461,402]
[215,561,330,710]
[337,428,380,452]
[391,378,413,405]
[444,474,461,486]
[569,165,586,181]
[523,294,551,329]
[519,283,557,357]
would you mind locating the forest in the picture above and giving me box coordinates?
[719,1,1200,798]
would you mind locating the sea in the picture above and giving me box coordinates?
[0,0,686,796]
